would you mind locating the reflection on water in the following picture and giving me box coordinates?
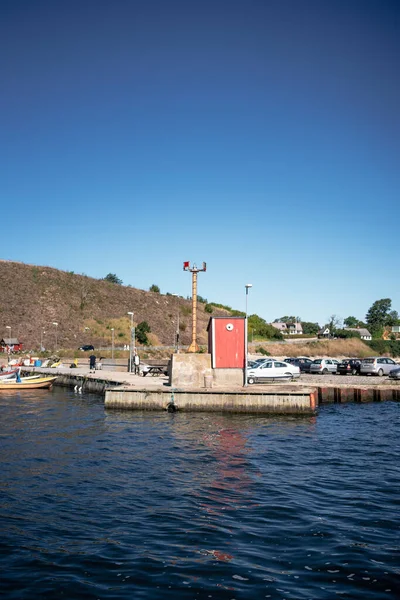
[0,388,399,599]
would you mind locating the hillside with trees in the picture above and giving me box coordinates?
[0,260,232,351]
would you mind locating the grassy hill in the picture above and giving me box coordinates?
[250,338,375,359]
[0,260,229,352]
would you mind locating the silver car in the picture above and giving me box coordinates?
[360,357,398,376]
[309,359,338,374]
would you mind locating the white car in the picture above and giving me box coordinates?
[247,360,300,384]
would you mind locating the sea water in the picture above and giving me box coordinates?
[1,388,399,599]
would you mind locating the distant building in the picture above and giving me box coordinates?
[391,326,400,334]
[286,322,303,335]
[344,328,372,341]
[271,322,288,333]
[318,328,331,338]
[0,338,23,353]
[271,321,303,335]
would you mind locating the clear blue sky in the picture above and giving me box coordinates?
[1,0,399,326]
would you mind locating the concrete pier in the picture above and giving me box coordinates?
[104,385,317,414]
[20,365,400,414]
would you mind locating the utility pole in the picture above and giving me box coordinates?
[127,312,134,372]
[183,261,207,353]
[172,294,180,353]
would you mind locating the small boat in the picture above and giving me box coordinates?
[0,368,20,380]
[0,374,42,383]
[0,376,58,390]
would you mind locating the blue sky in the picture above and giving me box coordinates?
[1,0,399,326]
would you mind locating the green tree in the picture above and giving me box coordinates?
[248,314,283,340]
[149,284,160,293]
[204,303,213,313]
[335,328,361,339]
[274,316,297,323]
[104,273,122,285]
[136,321,151,345]
[344,316,359,328]
[366,298,392,336]
[387,310,400,326]
[301,321,320,335]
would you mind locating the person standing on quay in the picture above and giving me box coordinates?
[89,353,96,373]
[134,351,140,375]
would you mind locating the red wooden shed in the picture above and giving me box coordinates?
[207,317,246,369]
[0,338,23,353]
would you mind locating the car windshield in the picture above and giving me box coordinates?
[313,359,322,364]
[363,359,375,364]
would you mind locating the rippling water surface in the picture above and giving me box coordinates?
[1,388,399,599]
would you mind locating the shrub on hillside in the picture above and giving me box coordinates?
[256,347,271,356]
[104,273,122,285]
[136,321,151,345]
[335,328,361,339]
[367,339,400,357]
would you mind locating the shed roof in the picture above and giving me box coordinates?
[271,322,287,330]
[345,328,371,337]
[1,338,20,345]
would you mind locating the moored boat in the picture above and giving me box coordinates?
[0,376,58,390]
[0,374,42,383]
[0,368,20,380]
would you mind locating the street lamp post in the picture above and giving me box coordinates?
[244,284,252,387]
[52,322,58,351]
[127,312,134,372]
[41,329,46,352]
[111,328,114,359]
[172,294,180,353]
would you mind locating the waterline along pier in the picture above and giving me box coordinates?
[20,365,400,415]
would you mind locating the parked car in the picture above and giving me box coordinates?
[247,360,300,384]
[253,357,275,365]
[389,367,400,380]
[359,357,398,376]
[79,344,95,351]
[309,359,338,374]
[284,357,313,373]
[337,359,362,376]
[247,360,259,368]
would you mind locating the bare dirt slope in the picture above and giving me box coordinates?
[0,260,228,350]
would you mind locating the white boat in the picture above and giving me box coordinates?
[0,374,41,383]
[0,368,20,380]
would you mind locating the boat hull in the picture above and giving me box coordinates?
[0,377,57,390]
[0,368,20,380]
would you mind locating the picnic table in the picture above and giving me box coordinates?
[141,365,168,377]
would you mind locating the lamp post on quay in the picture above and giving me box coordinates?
[244,284,252,387]
[172,294,180,353]
[127,312,134,372]
[111,328,115,359]
[40,329,46,352]
[6,325,11,341]
[52,322,58,352]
